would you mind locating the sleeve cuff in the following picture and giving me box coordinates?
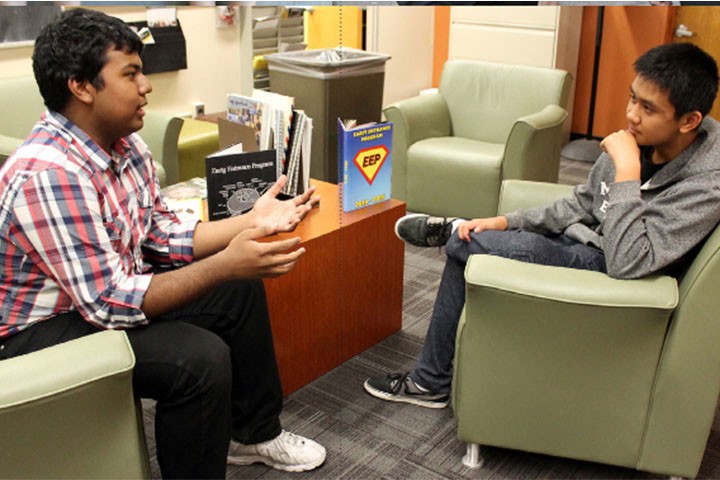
[168,218,200,264]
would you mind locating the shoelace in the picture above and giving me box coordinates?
[387,372,411,394]
[278,430,306,446]
[424,217,452,250]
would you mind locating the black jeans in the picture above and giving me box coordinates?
[0,279,283,479]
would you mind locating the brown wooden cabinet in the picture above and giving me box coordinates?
[263,180,406,394]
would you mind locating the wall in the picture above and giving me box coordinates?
[366,5,435,107]
[433,6,450,87]
[572,5,674,138]
[0,5,250,117]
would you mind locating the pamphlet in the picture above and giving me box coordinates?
[205,144,277,220]
[338,119,393,212]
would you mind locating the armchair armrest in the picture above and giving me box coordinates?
[0,330,134,406]
[464,254,678,310]
[383,93,450,201]
[502,104,568,182]
[497,179,574,216]
[0,330,151,478]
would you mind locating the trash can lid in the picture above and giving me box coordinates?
[265,47,391,79]
[266,47,390,68]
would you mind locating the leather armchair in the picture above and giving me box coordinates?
[0,330,151,478]
[140,110,183,186]
[452,180,720,478]
[0,75,183,187]
[383,60,571,219]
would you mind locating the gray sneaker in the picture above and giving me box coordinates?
[363,372,449,409]
[394,214,456,247]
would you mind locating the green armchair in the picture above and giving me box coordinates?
[383,60,571,219]
[0,330,151,478]
[452,180,720,478]
[0,75,182,187]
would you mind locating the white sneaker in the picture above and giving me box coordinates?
[227,430,326,472]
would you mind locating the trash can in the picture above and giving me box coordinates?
[265,47,391,184]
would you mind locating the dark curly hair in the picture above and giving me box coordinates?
[634,42,719,119]
[32,8,143,113]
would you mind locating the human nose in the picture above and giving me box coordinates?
[626,101,640,124]
[139,73,152,95]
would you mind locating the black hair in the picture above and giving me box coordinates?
[634,42,719,119]
[32,8,143,113]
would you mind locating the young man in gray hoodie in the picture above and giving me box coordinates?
[365,42,720,408]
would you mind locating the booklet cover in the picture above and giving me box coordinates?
[205,144,277,220]
[161,177,207,222]
[338,119,393,212]
[226,93,270,150]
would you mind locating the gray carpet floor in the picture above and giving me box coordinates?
[143,159,720,479]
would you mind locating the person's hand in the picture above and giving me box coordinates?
[250,175,320,233]
[600,130,641,182]
[221,224,305,279]
[456,216,508,242]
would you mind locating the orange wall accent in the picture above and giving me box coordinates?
[433,6,450,88]
[306,6,363,50]
[572,6,675,138]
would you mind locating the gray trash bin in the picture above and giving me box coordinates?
[265,47,391,184]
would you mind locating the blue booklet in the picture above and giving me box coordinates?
[338,119,393,213]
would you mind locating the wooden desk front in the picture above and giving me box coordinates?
[264,180,405,394]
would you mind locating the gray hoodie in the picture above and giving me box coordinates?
[505,117,720,279]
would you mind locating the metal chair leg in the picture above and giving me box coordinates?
[462,443,483,469]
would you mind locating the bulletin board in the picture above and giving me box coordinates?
[0,5,61,47]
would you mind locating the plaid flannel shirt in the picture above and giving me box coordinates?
[0,110,198,338]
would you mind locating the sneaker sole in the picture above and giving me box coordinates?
[227,453,325,472]
[394,213,430,245]
[363,378,449,409]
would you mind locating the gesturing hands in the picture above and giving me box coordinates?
[251,175,320,233]
[223,225,306,279]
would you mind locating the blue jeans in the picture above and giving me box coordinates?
[409,229,606,393]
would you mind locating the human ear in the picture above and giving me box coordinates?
[66,77,94,106]
[679,111,703,133]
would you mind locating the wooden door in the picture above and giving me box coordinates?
[673,6,720,121]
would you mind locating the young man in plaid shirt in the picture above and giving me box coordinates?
[0,8,325,478]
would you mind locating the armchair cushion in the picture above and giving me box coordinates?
[407,137,504,219]
[441,61,570,144]
[0,330,151,478]
[384,60,570,219]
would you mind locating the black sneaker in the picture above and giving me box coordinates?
[394,214,456,247]
[363,372,449,409]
